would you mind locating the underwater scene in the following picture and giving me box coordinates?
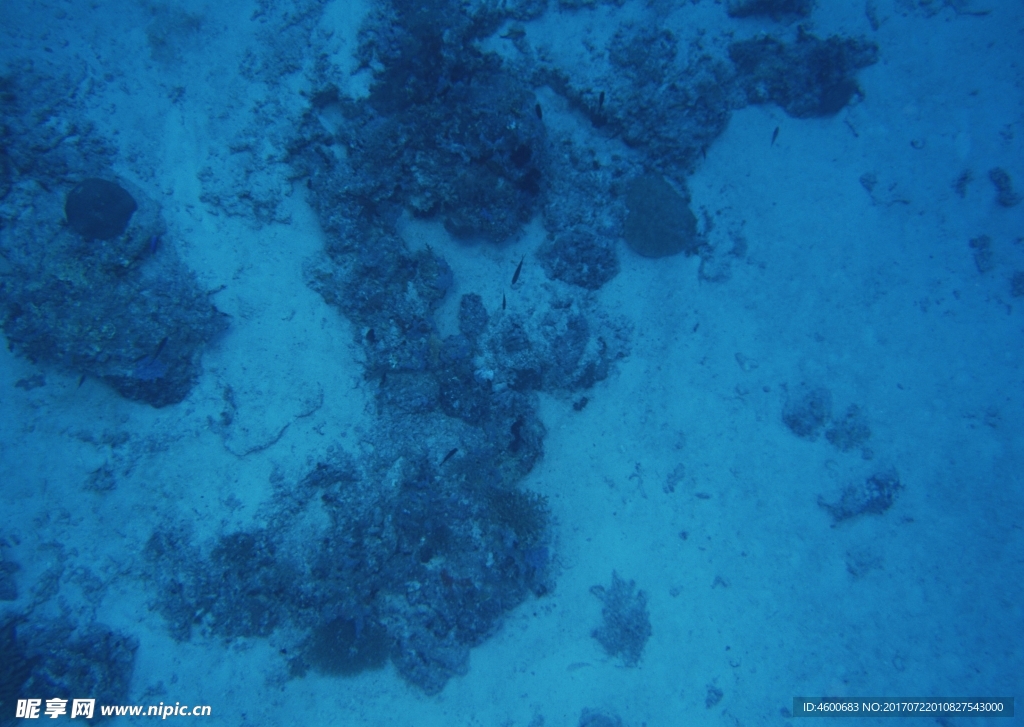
[0,0,1021,724]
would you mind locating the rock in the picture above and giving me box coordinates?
[623,175,699,258]
[64,178,137,240]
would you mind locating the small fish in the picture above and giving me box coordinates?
[148,234,161,255]
[535,103,543,120]
[502,292,506,310]
[441,447,458,465]
[771,126,780,146]
[500,25,526,40]
[511,255,525,286]
[133,336,170,382]
[593,91,607,129]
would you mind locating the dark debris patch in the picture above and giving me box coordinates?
[706,684,725,708]
[819,469,902,525]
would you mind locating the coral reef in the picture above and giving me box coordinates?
[729,31,878,118]
[590,572,651,667]
[0,618,136,726]
[538,230,620,290]
[147,451,552,693]
[0,66,227,407]
[291,0,546,244]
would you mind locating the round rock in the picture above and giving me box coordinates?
[65,178,138,240]
[623,174,699,258]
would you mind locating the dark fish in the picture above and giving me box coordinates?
[771,126,780,146]
[441,447,458,465]
[535,103,543,120]
[511,255,525,286]
[133,336,170,382]
[151,336,169,360]
[502,293,506,310]
[593,92,607,128]
[148,234,161,254]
